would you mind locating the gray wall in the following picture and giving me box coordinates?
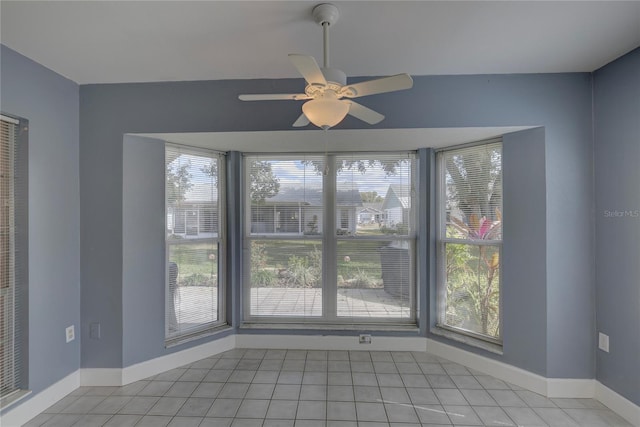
[501,128,547,376]
[593,48,640,405]
[122,135,166,366]
[0,46,80,397]
[122,135,235,366]
[80,72,595,379]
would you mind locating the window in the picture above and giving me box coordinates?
[436,140,502,343]
[165,145,226,344]
[1,114,26,404]
[244,153,416,325]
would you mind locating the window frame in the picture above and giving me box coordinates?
[164,144,227,346]
[243,154,325,322]
[243,151,418,327]
[435,139,503,346]
[0,113,29,409]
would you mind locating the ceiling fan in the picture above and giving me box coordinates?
[238,3,413,130]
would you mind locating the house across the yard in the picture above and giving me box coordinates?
[251,184,362,235]
[382,184,411,227]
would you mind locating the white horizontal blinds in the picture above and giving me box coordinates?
[165,145,223,342]
[439,141,502,340]
[0,118,18,398]
[442,142,502,241]
[335,153,415,319]
[246,155,324,318]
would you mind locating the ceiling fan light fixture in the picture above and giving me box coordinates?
[302,96,350,130]
[238,3,413,129]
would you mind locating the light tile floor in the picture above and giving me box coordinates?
[23,349,632,427]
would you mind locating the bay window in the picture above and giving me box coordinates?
[436,140,503,343]
[244,152,416,326]
[165,145,226,344]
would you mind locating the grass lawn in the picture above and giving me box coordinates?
[252,238,392,280]
[169,233,407,285]
[169,242,218,279]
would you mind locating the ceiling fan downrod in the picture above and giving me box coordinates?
[312,3,340,69]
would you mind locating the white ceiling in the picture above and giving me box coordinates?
[1,1,639,85]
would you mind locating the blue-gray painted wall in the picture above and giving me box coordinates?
[593,47,640,406]
[122,135,235,366]
[80,72,595,380]
[122,135,166,366]
[0,46,80,398]
[502,127,547,376]
[8,40,639,405]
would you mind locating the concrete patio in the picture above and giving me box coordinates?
[173,287,411,328]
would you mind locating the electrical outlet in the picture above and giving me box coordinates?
[359,334,372,344]
[598,332,609,352]
[66,325,75,343]
[90,322,101,339]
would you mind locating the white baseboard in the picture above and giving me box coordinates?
[596,381,640,426]
[236,334,427,352]
[80,368,123,387]
[426,338,548,395]
[426,337,640,425]
[80,335,236,387]
[547,378,595,398]
[4,334,639,427]
[121,334,236,385]
[0,371,79,427]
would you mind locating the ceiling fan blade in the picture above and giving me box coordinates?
[292,113,310,127]
[288,54,327,86]
[342,73,413,98]
[239,93,310,101]
[346,101,385,125]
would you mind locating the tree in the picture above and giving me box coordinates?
[303,159,407,176]
[445,147,501,222]
[166,163,193,202]
[360,191,383,203]
[202,159,280,202]
[249,161,280,202]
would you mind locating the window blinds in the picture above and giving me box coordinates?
[165,145,225,343]
[0,117,21,399]
[244,153,416,323]
[334,153,415,319]
[245,155,324,318]
[440,141,502,241]
[437,141,503,340]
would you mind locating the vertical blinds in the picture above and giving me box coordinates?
[165,145,224,343]
[0,117,20,398]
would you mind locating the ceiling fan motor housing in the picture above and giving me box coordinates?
[312,3,339,26]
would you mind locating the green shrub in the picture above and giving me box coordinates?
[253,269,277,286]
[285,255,319,287]
[180,273,214,287]
[351,269,375,288]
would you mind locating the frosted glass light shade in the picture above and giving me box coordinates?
[302,98,350,130]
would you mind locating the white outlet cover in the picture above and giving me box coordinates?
[66,325,75,343]
[598,332,609,352]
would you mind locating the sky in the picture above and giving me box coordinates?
[171,154,415,202]
[263,157,413,195]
